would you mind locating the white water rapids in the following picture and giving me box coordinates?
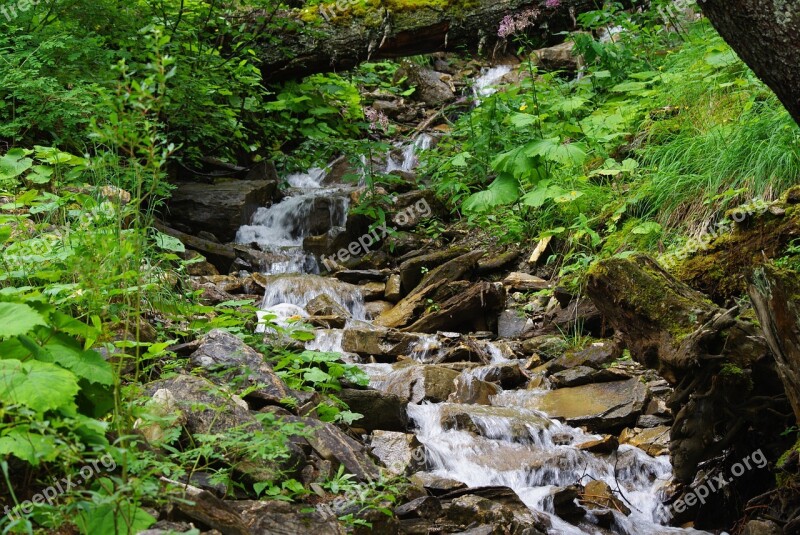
[237,116,709,534]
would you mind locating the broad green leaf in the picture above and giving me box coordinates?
[303,367,332,385]
[0,359,79,412]
[510,113,538,128]
[462,174,520,213]
[553,190,585,203]
[631,221,663,235]
[0,150,33,180]
[0,303,47,337]
[611,81,648,93]
[0,428,59,465]
[44,337,114,385]
[76,501,156,535]
[153,231,186,252]
[450,152,471,167]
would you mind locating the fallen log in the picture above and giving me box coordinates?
[260,0,594,83]
[586,254,787,484]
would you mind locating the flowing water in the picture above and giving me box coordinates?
[474,65,514,103]
[239,135,707,535]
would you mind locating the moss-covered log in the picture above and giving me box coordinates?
[674,187,800,303]
[261,0,594,82]
[587,254,788,485]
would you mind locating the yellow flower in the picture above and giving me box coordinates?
[520,104,528,111]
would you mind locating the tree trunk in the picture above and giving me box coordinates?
[749,265,800,424]
[261,1,593,82]
[699,0,800,125]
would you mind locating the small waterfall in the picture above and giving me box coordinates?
[386,134,433,173]
[236,166,353,274]
[473,65,514,102]
[259,274,367,322]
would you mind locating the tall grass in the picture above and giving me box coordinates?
[637,29,800,232]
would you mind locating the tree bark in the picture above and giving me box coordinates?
[699,0,800,125]
[749,265,800,424]
[261,1,593,83]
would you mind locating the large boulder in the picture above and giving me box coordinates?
[166,179,278,242]
[381,365,460,404]
[189,329,291,405]
[370,431,426,475]
[398,246,469,294]
[336,389,408,432]
[404,282,506,333]
[342,328,437,361]
[525,378,650,433]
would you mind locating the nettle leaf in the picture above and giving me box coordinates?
[510,113,538,128]
[525,138,588,166]
[44,336,114,385]
[0,427,59,465]
[462,174,520,213]
[0,302,48,337]
[521,181,567,208]
[0,359,79,412]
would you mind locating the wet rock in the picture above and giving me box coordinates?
[527,378,649,433]
[182,250,220,276]
[533,40,583,72]
[549,366,630,388]
[413,249,485,296]
[547,341,620,373]
[166,179,278,243]
[476,361,526,389]
[742,519,782,535]
[394,496,442,520]
[370,431,425,475]
[398,246,469,294]
[335,389,409,432]
[389,190,445,230]
[385,274,402,302]
[409,472,468,495]
[382,365,460,403]
[498,309,535,339]
[448,375,500,405]
[143,374,257,436]
[342,328,435,361]
[548,485,585,519]
[636,414,671,428]
[404,282,506,333]
[443,487,550,534]
[521,335,569,360]
[577,435,619,454]
[189,329,291,405]
[365,300,395,319]
[334,269,389,284]
[619,426,670,456]
[439,404,551,442]
[306,293,351,319]
[360,281,387,300]
[294,417,380,481]
[230,500,344,535]
[579,480,630,515]
[503,272,551,292]
[401,66,456,106]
